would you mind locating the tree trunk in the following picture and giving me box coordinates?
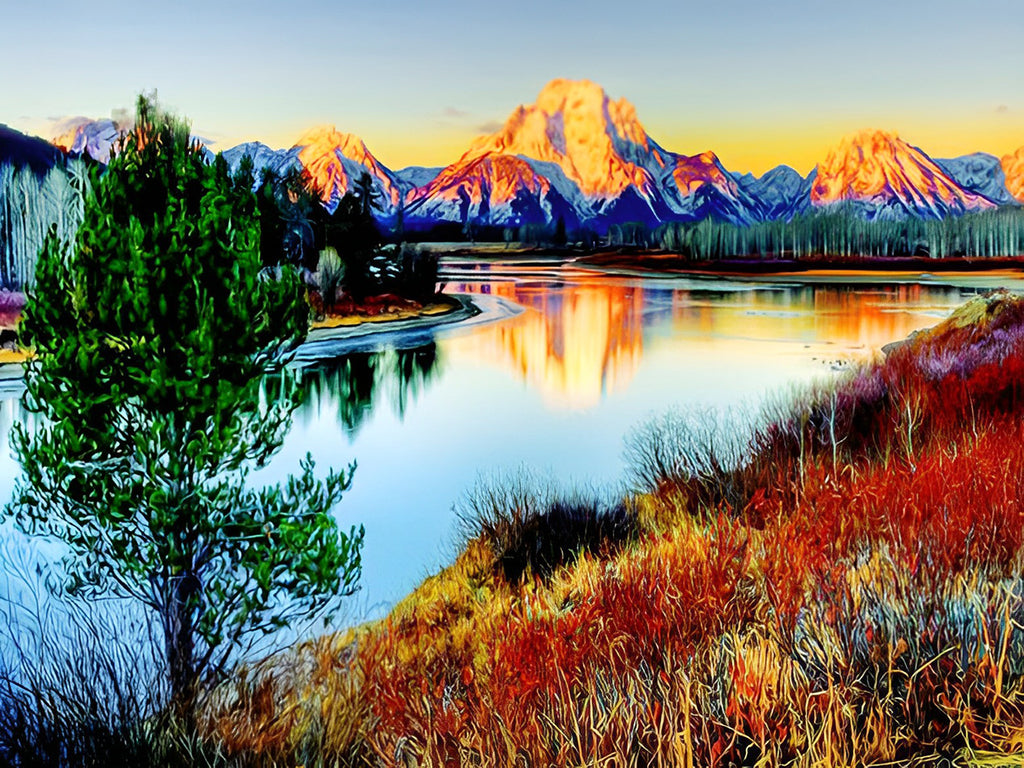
[164,570,198,725]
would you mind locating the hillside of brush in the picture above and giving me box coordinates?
[210,290,1024,767]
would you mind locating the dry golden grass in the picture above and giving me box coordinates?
[206,290,1024,767]
[0,348,27,365]
[311,298,456,329]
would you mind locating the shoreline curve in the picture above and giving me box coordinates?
[0,293,524,395]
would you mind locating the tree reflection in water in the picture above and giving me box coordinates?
[295,342,442,435]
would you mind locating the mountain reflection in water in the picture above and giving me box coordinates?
[444,269,977,410]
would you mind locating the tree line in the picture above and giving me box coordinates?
[652,205,1024,260]
[0,159,91,289]
[481,205,1024,259]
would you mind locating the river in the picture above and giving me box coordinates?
[2,258,1023,622]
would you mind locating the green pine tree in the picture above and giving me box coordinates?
[6,96,363,721]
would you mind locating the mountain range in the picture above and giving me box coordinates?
[4,79,1024,234]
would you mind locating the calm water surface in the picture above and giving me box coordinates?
[3,259,1023,620]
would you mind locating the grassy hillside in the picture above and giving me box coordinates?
[202,289,1024,767]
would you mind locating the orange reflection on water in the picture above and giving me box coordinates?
[661,282,950,354]
[449,279,645,410]
[445,272,968,411]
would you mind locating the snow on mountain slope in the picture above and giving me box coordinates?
[394,166,443,189]
[438,78,759,228]
[51,117,124,163]
[294,126,401,212]
[220,141,294,180]
[222,128,401,216]
[936,153,1015,206]
[404,153,577,229]
[811,130,997,218]
[733,165,814,220]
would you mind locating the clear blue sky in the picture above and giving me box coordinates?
[2,0,1022,174]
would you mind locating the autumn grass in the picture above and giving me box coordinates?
[0,348,28,365]
[309,295,461,329]
[208,288,1024,766]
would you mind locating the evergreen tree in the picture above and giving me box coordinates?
[553,215,567,247]
[6,96,363,721]
[311,172,383,301]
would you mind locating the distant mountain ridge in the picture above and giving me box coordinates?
[0,124,64,174]
[449,79,764,228]
[732,165,813,220]
[4,80,1022,233]
[52,117,124,164]
[936,153,1015,206]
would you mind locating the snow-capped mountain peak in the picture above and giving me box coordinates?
[51,117,126,163]
[811,129,996,218]
[465,78,661,201]
[294,125,401,209]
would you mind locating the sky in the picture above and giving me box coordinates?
[1,0,1022,176]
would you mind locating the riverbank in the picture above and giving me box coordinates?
[293,292,521,361]
[209,289,1024,766]
[579,250,1024,280]
[0,292,522,387]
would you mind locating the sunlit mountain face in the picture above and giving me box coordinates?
[295,126,402,211]
[811,130,998,219]
[1003,146,1024,204]
[211,79,765,232]
[403,154,578,230]
[51,117,125,164]
[214,84,1022,232]
[465,78,662,201]
[219,127,403,216]
[446,78,760,229]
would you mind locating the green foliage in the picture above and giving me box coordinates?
[6,96,363,716]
